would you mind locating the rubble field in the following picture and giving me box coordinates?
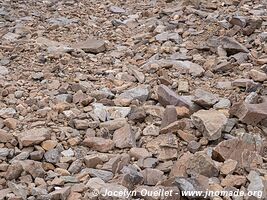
[0,0,267,199]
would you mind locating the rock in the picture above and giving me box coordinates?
[230,97,267,125]
[155,32,182,44]
[221,175,246,187]
[121,165,143,189]
[0,129,13,143]
[20,160,45,178]
[7,181,29,200]
[83,137,114,152]
[137,157,158,169]
[74,119,89,130]
[87,168,113,182]
[49,186,71,200]
[160,105,177,129]
[72,39,106,53]
[178,80,189,93]
[191,109,227,141]
[143,124,160,136]
[187,141,201,153]
[177,130,197,143]
[32,72,44,80]
[0,65,9,75]
[109,6,126,13]
[212,136,257,165]
[84,155,103,168]
[129,147,152,160]
[247,171,264,199]
[0,148,10,157]
[174,61,205,77]
[3,118,17,129]
[0,108,16,118]
[219,36,249,55]
[157,84,190,107]
[213,98,231,109]
[113,124,136,148]
[41,140,58,151]
[159,120,186,134]
[176,106,190,118]
[5,162,23,180]
[248,69,267,82]
[44,149,60,164]
[142,168,165,186]
[99,118,127,131]
[115,85,149,105]
[187,152,219,177]
[219,159,238,175]
[17,128,50,147]
[170,152,193,177]
[193,89,219,108]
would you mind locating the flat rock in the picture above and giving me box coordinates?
[99,118,127,131]
[193,89,219,108]
[230,97,267,125]
[83,137,114,152]
[248,69,267,82]
[0,129,13,143]
[160,105,177,129]
[72,39,106,53]
[109,6,126,13]
[142,168,165,186]
[17,128,50,147]
[191,109,227,141]
[221,175,246,187]
[170,152,193,177]
[129,147,152,160]
[113,124,136,148]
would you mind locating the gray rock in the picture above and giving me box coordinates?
[116,85,149,102]
[88,168,114,182]
[155,32,182,44]
[113,124,136,148]
[109,6,126,13]
[0,108,16,118]
[0,66,9,75]
[193,89,219,108]
[72,38,106,53]
[213,98,231,109]
[44,149,60,164]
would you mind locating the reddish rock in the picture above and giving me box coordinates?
[113,124,136,149]
[83,137,114,152]
[230,97,267,125]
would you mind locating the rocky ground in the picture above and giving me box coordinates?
[0,0,267,199]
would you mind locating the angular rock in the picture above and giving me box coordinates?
[170,152,193,177]
[221,175,246,187]
[248,69,267,82]
[50,186,70,200]
[99,118,127,131]
[129,147,152,160]
[230,97,267,125]
[83,137,114,152]
[193,89,219,108]
[0,129,13,143]
[142,168,165,186]
[160,105,177,129]
[113,124,136,148]
[17,128,50,147]
[160,120,186,134]
[72,39,106,53]
[191,109,227,140]
[143,124,160,136]
[219,36,249,55]
[219,159,238,175]
[187,152,219,177]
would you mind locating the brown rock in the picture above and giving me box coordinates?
[142,168,165,186]
[230,97,267,125]
[221,175,246,187]
[248,69,267,82]
[84,155,103,168]
[83,137,114,152]
[176,106,190,118]
[3,118,17,129]
[187,152,219,177]
[157,84,190,107]
[17,128,50,147]
[129,147,152,160]
[113,124,136,149]
[187,141,201,153]
[170,152,193,177]
[160,120,186,134]
[177,130,197,143]
[161,105,177,129]
[72,39,106,53]
[5,162,23,180]
[50,186,71,200]
[191,109,227,141]
[219,159,238,175]
[0,129,13,143]
[20,160,46,178]
[41,140,58,151]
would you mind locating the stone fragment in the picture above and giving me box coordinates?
[113,124,136,148]
[160,120,186,134]
[157,84,190,107]
[0,108,16,118]
[219,36,249,55]
[83,137,114,152]
[143,124,160,136]
[0,129,13,143]
[142,168,165,186]
[191,109,227,140]
[49,186,70,200]
[220,159,238,175]
[84,155,103,168]
[5,162,23,180]
[187,152,219,177]
[129,147,152,160]
[221,175,246,187]
[109,6,125,13]
[170,152,193,177]
[174,61,205,77]
[20,160,46,178]
[87,168,113,182]
[160,105,177,129]
[72,39,106,53]
[121,165,143,189]
[177,130,197,143]
[193,89,219,108]
[247,171,264,199]
[187,141,201,153]
[230,97,267,125]
[99,118,127,131]
[248,69,267,82]
[44,149,60,164]
[17,128,50,147]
